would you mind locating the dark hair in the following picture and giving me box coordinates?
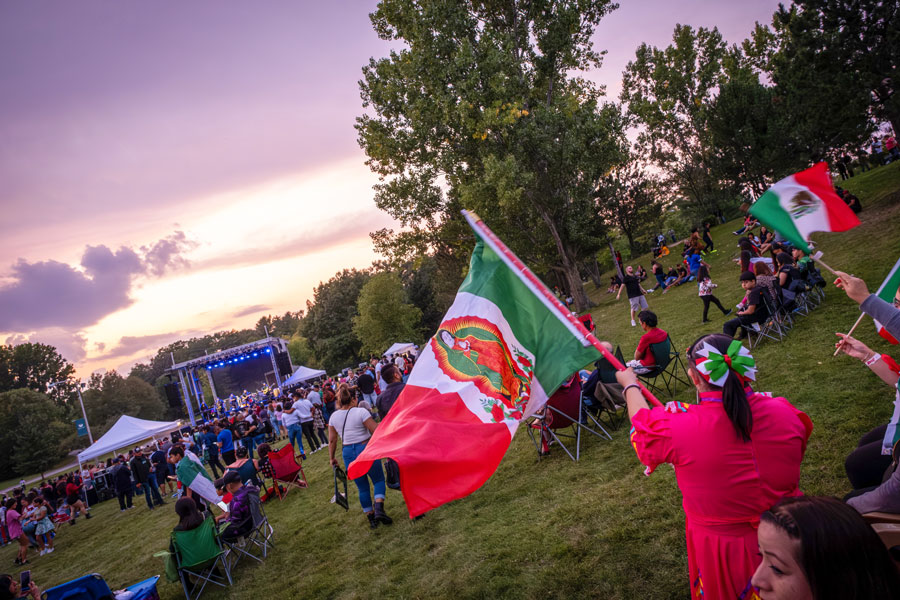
[776,252,792,266]
[697,264,711,282]
[256,443,271,459]
[235,445,248,459]
[738,239,753,252]
[381,364,400,383]
[168,444,185,458]
[688,334,752,442]
[740,271,756,283]
[638,310,657,328]
[174,497,205,531]
[337,383,353,406]
[0,575,14,600]
[761,496,900,599]
[753,262,772,276]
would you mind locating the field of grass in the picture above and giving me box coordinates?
[6,163,899,599]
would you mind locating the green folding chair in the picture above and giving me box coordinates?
[637,335,690,397]
[171,517,232,600]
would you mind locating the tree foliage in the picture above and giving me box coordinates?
[300,269,371,373]
[0,343,76,409]
[353,272,423,357]
[82,371,166,436]
[596,158,664,253]
[0,389,69,479]
[357,0,627,311]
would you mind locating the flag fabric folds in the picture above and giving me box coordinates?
[873,257,900,344]
[175,450,221,507]
[346,215,603,517]
[749,162,860,252]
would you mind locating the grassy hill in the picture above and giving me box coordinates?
[8,162,899,599]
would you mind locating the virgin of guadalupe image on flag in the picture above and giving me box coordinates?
[347,211,638,518]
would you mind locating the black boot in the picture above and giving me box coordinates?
[373,502,393,526]
[367,513,379,529]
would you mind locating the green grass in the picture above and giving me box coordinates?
[7,162,900,599]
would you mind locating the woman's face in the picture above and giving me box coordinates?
[751,521,813,600]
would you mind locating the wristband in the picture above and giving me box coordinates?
[865,352,882,367]
[622,383,641,396]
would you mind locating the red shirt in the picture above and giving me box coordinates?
[65,482,80,497]
[636,327,668,366]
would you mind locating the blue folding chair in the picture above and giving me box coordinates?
[41,573,112,600]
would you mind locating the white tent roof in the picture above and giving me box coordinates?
[77,415,183,462]
[383,342,417,357]
[282,365,327,387]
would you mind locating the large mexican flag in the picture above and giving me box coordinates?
[873,257,900,344]
[347,213,604,517]
[749,162,860,252]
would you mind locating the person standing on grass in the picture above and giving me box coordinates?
[616,333,812,599]
[329,383,393,529]
[215,420,236,465]
[697,265,731,324]
[616,265,650,327]
[64,475,91,524]
[5,498,28,565]
[130,447,164,510]
[701,222,715,253]
[112,456,135,511]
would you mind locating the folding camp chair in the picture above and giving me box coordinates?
[637,335,690,397]
[590,346,627,430]
[41,573,112,600]
[526,374,611,461]
[222,488,274,569]
[267,444,308,500]
[171,517,232,600]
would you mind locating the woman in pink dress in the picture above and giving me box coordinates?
[4,499,28,565]
[616,333,813,599]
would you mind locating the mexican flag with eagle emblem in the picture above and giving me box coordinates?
[347,212,603,517]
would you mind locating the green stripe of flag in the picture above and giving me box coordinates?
[749,189,811,252]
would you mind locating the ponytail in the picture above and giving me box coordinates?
[721,367,752,442]
[337,383,352,407]
[689,333,753,442]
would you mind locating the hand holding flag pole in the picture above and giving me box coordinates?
[462,210,662,408]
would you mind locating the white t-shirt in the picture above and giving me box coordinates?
[394,356,406,370]
[328,407,373,445]
[292,399,314,422]
[307,390,321,406]
[281,406,301,427]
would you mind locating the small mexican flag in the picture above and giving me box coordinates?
[175,450,222,508]
[873,257,900,344]
[749,162,860,252]
[346,212,603,517]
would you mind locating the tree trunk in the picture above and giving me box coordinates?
[585,259,603,287]
[537,209,594,312]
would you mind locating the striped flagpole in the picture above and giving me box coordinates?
[463,210,662,408]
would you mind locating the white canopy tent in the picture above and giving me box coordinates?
[382,342,417,357]
[281,365,327,387]
[76,415,183,508]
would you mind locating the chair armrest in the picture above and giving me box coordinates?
[863,511,900,524]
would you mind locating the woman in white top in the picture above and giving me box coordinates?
[328,383,392,529]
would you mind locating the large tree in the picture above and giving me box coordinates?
[0,389,70,479]
[82,370,166,436]
[0,342,77,410]
[300,269,371,373]
[596,159,663,254]
[357,0,627,312]
[621,24,734,215]
[353,272,423,357]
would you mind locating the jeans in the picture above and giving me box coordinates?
[342,441,386,512]
[117,489,134,510]
[245,433,266,458]
[286,423,304,455]
[22,522,37,546]
[301,421,319,451]
[316,427,328,447]
[654,273,667,290]
[361,391,377,406]
[723,313,766,338]
[142,474,164,508]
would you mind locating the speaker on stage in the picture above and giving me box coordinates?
[275,351,293,377]
[163,382,181,408]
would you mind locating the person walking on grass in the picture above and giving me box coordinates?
[616,265,650,327]
[697,265,731,323]
[130,447,164,510]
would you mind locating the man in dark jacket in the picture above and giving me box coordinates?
[130,447,163,509]
[112,456,134,511]
[375,364,405,420]
[375,364,405,490]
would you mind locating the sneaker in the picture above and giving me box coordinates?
[39,549,46,556]
[631,320,636,327]
[47,547,54,553]
[702,319,710,324]
[724,309,733,316]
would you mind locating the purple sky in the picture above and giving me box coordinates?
[0,0,781,374]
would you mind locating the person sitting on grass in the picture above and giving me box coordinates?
[213,470,257,542]
[752,496,900,599]
[686,250,706,282]
[723,272,769,339]
[649,260,667,292]
[625,311,667,375]
[0,573,41,600]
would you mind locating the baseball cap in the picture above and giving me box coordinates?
[214,470,241,489]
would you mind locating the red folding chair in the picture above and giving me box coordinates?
[267,444,308,500]
[526,374,611,461]
[579,313,595,332]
